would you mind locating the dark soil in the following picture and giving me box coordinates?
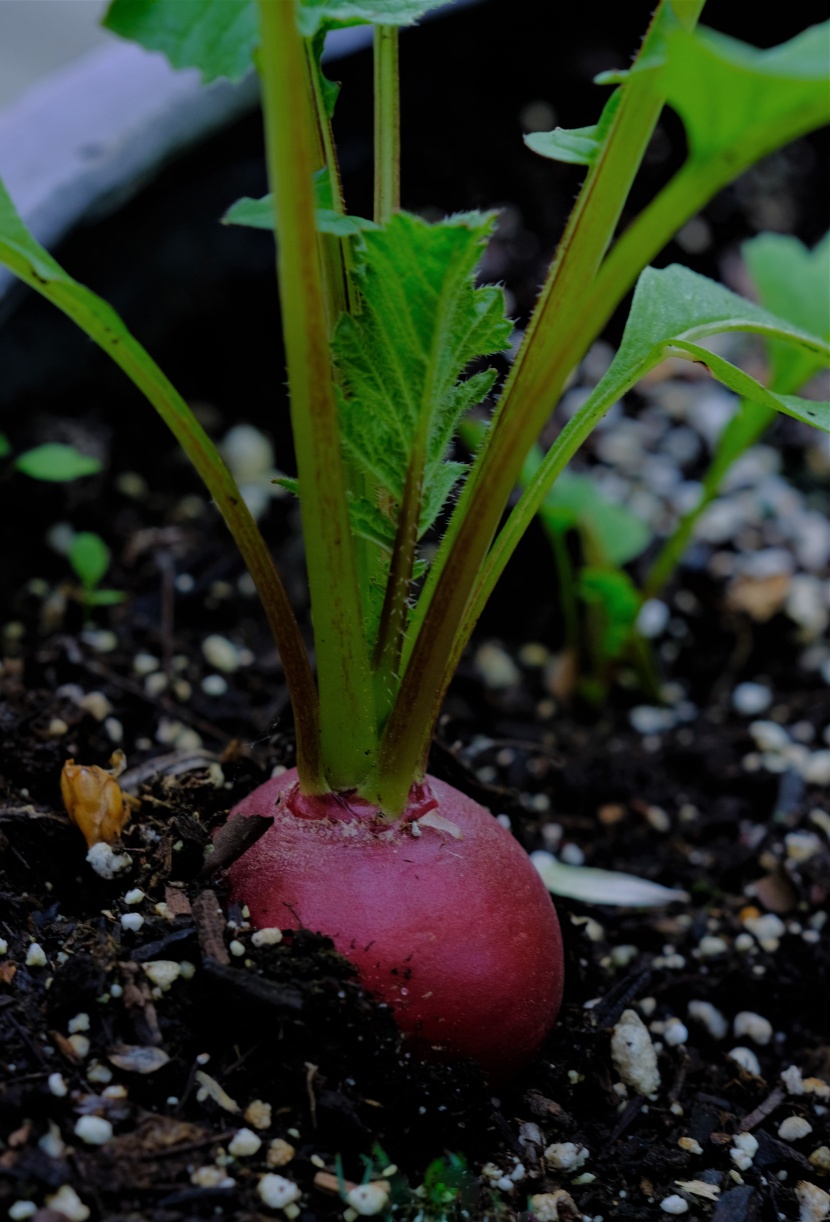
[1,2,829,1220]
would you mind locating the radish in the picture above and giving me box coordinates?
[10,0,819,1089]
[226,769,564,1078]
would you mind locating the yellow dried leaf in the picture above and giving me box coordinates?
[61,756,130,848]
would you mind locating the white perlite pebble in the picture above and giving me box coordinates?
[25,942,47,967]
[74,1115,113,1146]
[743,913,785,950]
[611,1009,660,1096]
[251,928,283,947]
[121,913,144,932]
[8,1202,37,1220]
[143,960,181,990]
[86,843,131,878]
[732,682,772,715]
[202,634,244,673]
[543,1142,589,1171]
[68,1013,90,1034]
[0,938,7,954]
[257,1174,301,1209]
[779,1117,814,1142]
[68,1034,90,1060]
[345,1183,391,1216]
[48,1073,68,1097]
[660,1195,689,1215]
[663,1019,689,1047]
[637,599,670,638]
[728,1047,762,1076]
[734,1011,773,1046]
[731,1132,759,1170]
[245,1099,273,1130]
[124,888,145,905]
[796,1181,830,1222]
[45,1186,90,1222]
[229,1128,262,1157]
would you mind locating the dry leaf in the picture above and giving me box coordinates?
[195,1070,241,1114]
[107,1045,171,1074]
[61,753,130,848]
[726,573,790,622]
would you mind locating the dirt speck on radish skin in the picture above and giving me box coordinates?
[225,770,563,1078]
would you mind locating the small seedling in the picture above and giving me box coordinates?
[0,0,826,1075]
[67,531,124,611]
[1,435,102,482]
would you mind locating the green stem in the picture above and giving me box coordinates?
[373,25,400,224]
[376,0,705,811]
[642,402,775,600]
[257,0,375,791]
[0,242,324,787]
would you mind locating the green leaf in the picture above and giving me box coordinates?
[595,264,830,433]
[333,211,511,552]
[578,567,641,659]
[0,433,11,459]
[69,532,111,590]
[86,589,126,607]
[15,444,102,482]
[527,463,651,566]
[103,0,259,84]
[222,182,376,236]
[296,0,447,39]
[664,21,830,164]
[524,89,622,167]
[743,232,830,390]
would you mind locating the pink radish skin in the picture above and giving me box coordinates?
[225,769,564,1078]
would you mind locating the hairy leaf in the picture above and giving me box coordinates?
[664,22,830,163]
[333,211,511,551]
[103,0,259,83]
[595,264,830,433]
[227,194,375,236]
[15,444,102,482]
[297,0,447,39]
[524,90,621,167]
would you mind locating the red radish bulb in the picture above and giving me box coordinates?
[225,769,564,1078]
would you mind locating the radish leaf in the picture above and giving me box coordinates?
[297,0,448,38]
[333,211,511,564]
[664,22,830,163]
[103,0,259,83]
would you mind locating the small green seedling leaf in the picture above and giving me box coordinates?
[578,566,641,659]
[524,90,621,166]
[0,433,11,459]
[15,444,102,482]
[103,0,259,83]
[296,0,448,39]
[86,589,126,607]
[743,231,830,391]
[529,463,651,566]
[69,532,112,591]
[664,21,830,165]
[223,189,376,237]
